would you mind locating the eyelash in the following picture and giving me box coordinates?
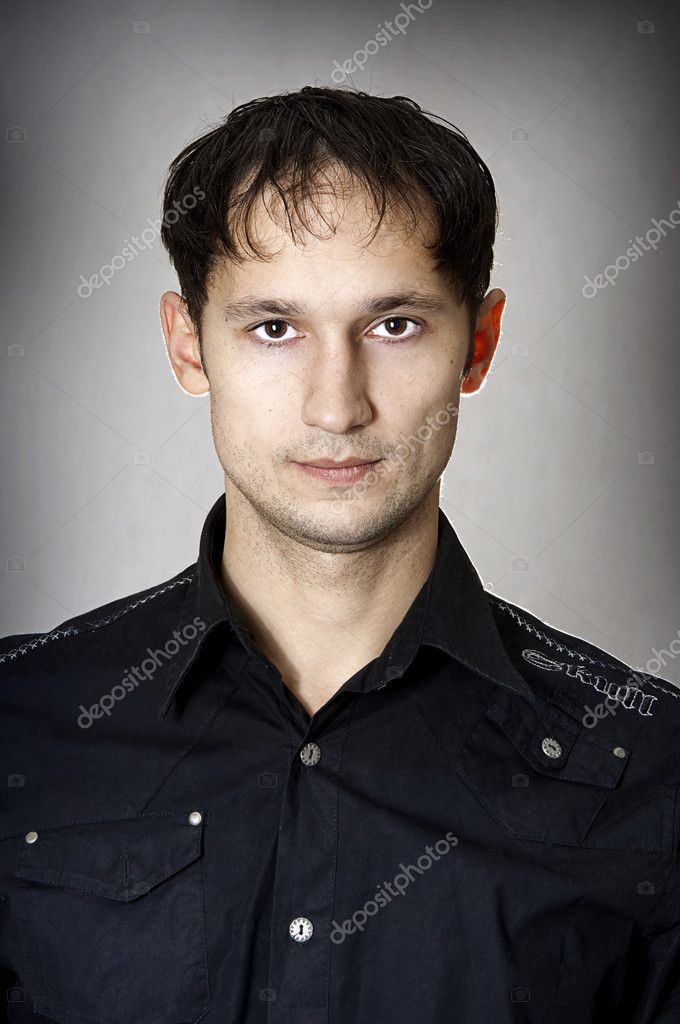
[247,317,424,348]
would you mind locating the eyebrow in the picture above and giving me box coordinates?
[221,292,449,322]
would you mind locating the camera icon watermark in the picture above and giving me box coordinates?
[382,663,404,684]
[510,987,531,1002]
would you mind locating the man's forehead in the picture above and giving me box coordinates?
[228,174,437,263]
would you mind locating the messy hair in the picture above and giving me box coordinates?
[160,86,499,374]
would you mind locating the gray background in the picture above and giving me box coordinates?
[2,0,679,685]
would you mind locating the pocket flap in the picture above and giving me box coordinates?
[485,688,629,789]
[15,812,203,902]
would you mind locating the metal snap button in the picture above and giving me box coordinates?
[289,916,313,942]
[300,742,321,767]
[24,831,38,844]
[188,810,202,825]
[541,736,562,759]
[613,746,627,759]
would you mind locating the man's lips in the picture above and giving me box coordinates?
[297,458,380,468]
[292,458,383,485]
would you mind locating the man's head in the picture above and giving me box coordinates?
[159,86,505,551]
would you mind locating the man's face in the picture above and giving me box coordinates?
[165,183,493,552]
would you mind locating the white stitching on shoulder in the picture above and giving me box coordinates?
[0,627,81,664]
[492,599,622,670]
[490,596,680,701]
[79,576,194,631]
[0,575,193,668]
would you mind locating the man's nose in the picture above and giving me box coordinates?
[300,338,374,435]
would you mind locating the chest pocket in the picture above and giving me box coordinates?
[14,811,210,1024]
[454,687,631,846]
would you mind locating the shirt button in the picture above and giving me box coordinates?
[24,831,38,844]
[541,736,562,759]
[289,916,313,942]
[188,810,202,826]
[300,742,321,767]
[613,746,627,758]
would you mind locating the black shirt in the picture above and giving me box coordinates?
[1,494,679,1024]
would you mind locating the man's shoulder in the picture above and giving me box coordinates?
[487,590,680,728]
[0,563,196,680]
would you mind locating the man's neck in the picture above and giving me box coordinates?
[217,486,440,717]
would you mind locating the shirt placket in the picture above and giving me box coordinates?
[264,684,354,1024]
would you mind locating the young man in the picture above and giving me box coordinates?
[1,87,678,1024]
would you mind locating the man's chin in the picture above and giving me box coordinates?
[265,496,405,553]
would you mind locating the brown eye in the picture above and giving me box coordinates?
[369,317,421,341]
[263,320,287,338]
[384,317,408,335]
[251,320,299,344]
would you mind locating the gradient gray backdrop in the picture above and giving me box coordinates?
[2,0,679,686]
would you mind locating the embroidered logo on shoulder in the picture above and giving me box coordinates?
[521,648,657,718]
[521,649,562,672]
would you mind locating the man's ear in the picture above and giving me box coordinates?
[159,291,209,396]
[460,289,506,395]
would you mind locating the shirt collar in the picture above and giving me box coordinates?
[158,494,535,718]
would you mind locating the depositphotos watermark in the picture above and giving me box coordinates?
[76,185,206,299]
[582,198,680,298]
[330,830,458,943]
[582,625,680,728]
[330,400,458,513]
[77,616,206,728]
[331,0,433,83]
